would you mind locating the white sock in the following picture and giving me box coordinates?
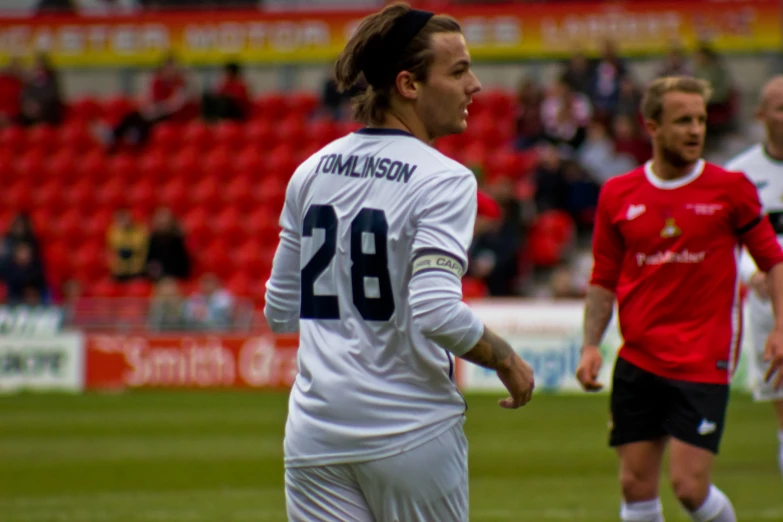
[621,498,664,521]
[778,430,783,478]
[688,485,736,522]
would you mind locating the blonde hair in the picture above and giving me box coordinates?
[334,2,461,125]
[641,76,712,122]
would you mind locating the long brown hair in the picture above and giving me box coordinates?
[334,2,461,125]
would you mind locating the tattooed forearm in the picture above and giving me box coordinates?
[461,326,515,371]
[583,285,616,347]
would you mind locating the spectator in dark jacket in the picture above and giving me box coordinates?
[202,61,251,122]
[146,207,191,281]
[18,53,63,126]
[2,243,47,306]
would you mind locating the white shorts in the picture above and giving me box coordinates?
[285,420,468,522]
[747,298,783,402]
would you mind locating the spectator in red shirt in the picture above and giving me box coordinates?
[202,62,250,122]
[0,59,23,128]
[104,54,189,151]
[577,76,783,522]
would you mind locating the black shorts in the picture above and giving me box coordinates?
[609,357,730,454]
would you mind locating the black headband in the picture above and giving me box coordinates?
[360,9,434,88]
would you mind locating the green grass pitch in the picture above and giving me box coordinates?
[0,391,780,521]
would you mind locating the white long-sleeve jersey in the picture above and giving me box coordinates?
[264,128,485,468]
[726,143,783,318]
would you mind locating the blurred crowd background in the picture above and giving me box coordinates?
[0,0,771,332]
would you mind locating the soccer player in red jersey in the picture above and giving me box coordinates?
[576,76,783,522]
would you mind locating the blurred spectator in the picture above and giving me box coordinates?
[202,61,250,122]
[562,159,599,232]
[541,76,592,150]
[148,277,186,331]
[657,45,691,78]
[549,265,583,299]
[184,273,234,330]
[533,143,570,213]
[578,120,636,185]
[321,65,361,121]
[18,53,63,126]
[1,243,48,306]
[468,187,521,296]
[102,54,189,150]
[2,213,41,266]
[613,77,642,120]
[146,207,191,281]
[106,209,148,281]
[561,51,593,95]
[0,59,23,128]
[514,78,543,150]
[611,114,651,166]
[591,40,627,118]
[693,45,732,106]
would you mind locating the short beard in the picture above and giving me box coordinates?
[660,141,697,168]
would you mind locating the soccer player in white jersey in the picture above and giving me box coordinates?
[264,3,536,521]
[726,75,783,479]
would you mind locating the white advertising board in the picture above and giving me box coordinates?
[0,333,84,393]
[457,300,753,394]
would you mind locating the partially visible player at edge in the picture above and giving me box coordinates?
[725,75,783,480]
[264,3,535,522]
[575,76,783,522]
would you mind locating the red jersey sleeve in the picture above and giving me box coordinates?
[733,172,783,272]
[590,182,624,291]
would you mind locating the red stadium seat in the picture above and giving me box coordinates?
[244,119,276,151]
[277,115,307,146]
[127,179,157,216]
[171,146,201,178]
[102,95,136,126]
[223,175,256,212]
[180,121,212,151]
[484,89,516,120]
[95,179,128,209]
[182,208,211,248]
[3,180,33,211]
[138,150,170,181]
[235,146,263,176]
[62,179,94,209]
[49,208,85,246]
[233,240,267,276]
[214,121,244,151]
[90,278,122,298]
[72,243,106,280]
[288,91,319,118]
[255,92,288,121]
[124,279,153,299]
[0,125,26,151]
[83,208,113,243]
[15,149,47,182]
[212,207,246,245]
[78,149,108,183]
[256,176,286,213]
[57,121,96,153]
[267,145,297,179]
[190,177,222,214]
[534,210,575,246]
[32,180,67,214]
[307,118,340,148]
[107,154,137,183]
[27,124,58,151]
[226,272,254,298]
[198,239,233,279]
[46,149,79,180]
[68,97,103,123]
[149,122,182,151]
[159,177,189,216]
[203,147,234,179]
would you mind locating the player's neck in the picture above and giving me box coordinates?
[378,110,432,144]
[649,156,698,181]
[764,141,783,162]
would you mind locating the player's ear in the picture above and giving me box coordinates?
[395,70,419,101]
[643,118,658,138]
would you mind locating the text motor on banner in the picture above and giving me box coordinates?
[0,333,84,393]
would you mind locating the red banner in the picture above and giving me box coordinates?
[0,0,778,67]
[85,333,298,390]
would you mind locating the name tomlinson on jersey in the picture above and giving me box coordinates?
[315,153,417,184]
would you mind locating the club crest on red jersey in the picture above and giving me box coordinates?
[660,217,681,238]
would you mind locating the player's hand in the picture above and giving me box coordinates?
[576,345,604,392]
[750,272,769,300]
[763,328,783,391]
[496,356,535,409]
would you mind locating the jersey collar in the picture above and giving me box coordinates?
[644,159,705,190]
[355,127,415,137]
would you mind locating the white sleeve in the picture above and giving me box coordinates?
[738,246,760,284]
[408,172,484,356]
[264,179,301,334]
